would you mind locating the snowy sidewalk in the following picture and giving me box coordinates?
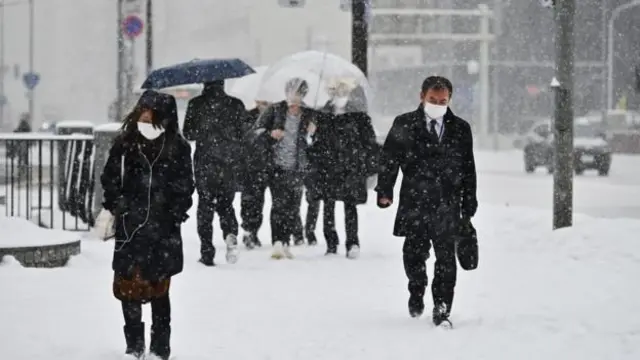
[1,199,639,360]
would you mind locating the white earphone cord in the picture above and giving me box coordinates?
[115,137,166,252]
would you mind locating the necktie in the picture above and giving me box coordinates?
[429,119,440,142]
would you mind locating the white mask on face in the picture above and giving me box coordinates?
[333,96,348,109]
[424,102,448,119]
[286,91,303,106]
[138,122,165,140]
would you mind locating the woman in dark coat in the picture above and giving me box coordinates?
[101,90,195,360]
[306,85,379,258]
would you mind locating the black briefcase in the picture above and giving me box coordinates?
[456,219,479,271]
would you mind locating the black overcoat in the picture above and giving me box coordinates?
[375,105,477,237]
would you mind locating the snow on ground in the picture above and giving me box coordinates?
[1,192,639,360]
[0,216,78,247]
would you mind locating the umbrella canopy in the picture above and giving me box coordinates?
[227,65,269,108]
[141,58,255,89]
[259,50,372,113]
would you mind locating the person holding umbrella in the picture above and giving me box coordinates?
[183,80,247,267]
[306,80,380,257]
[248,77,322,259]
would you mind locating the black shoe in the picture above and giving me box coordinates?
[408,294,425,318]
[199,255,215,267]
[124,323,145,359]
[306,232,318,246]
[293,237,305,246]
[325,246,338,255]
[432,304,453,328]
[150,324,171,360]
[243,232,260,250]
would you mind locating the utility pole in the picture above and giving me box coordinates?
[491,0,503,150]
[351,0,368,77]
[478,4,491,149]
[116,0,124,122]
[145,0,152,75]
[552,0,575,229]
[27,0,33,121]
[0,1,5,129]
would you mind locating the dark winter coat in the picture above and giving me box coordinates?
[306,108,380,205]
[183,88,246,193]
[101,132,195,282]
[375,105,477,238]
[246,101,324,175]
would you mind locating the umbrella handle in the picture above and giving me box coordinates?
[312,51,329,109]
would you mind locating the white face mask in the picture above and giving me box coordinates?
[424,102,448,119]
[333,97,348,109]
[286,92,303,106]
[138,122,165,140]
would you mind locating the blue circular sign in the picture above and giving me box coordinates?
[122,15,144,38]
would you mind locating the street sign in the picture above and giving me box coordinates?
[122,14,144,38]
[22,72,40,90]
[278,0,305,7]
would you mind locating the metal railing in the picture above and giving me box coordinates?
[0,133,95,231]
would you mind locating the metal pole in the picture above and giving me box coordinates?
[491,0,502,149]
[552,0,575,230]
[28,0,33,122]
[606,0,640,111]
[600,1,607,119]
[478,4,490,147]
[116,0,124,122]
[352,0,368,77]
[145,0,152,75]
[0,1,5,129]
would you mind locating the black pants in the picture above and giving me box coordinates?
[240,171,268,234]
[402,234,457,314]
[306,199,359,248]
[197,187,238,258]
[122,294,171,358]
[269,168,303,245]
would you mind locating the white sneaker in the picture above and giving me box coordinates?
[225,234,239,264]
[271,241,285,259]
[283,244,294,259]
[346,245,360,259]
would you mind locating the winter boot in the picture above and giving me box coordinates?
[225,234,239,264]
[149,324,171,360]
[346,241,360,259]
[408,284,425,318]
[293,235,305,246]
[242,232,261,250]
[432,303,453,328]
[325,231,339,256]
[123,323,145,359]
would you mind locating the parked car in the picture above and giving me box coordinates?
[523,119,612,176]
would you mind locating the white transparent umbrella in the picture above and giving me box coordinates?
[255,65,329,107]
[227,65,269,108]
[259,50,372,112]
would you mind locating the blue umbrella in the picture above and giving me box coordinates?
[141,58,255,89]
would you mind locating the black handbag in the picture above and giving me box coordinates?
[456,219,479,271]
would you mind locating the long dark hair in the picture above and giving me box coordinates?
[120,90,180,144]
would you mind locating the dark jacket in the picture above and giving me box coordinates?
[375,105,477,237]
[307,106,379,205]
[183,88,246,190]
[101,132,195,281]
[246,101,323,174]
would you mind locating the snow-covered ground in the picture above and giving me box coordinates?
[1,189,639,359]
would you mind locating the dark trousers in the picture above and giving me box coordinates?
[269,168,303,245]
[197,187,238,258]
[306,199,359,248]
[121,294,171,358]
[402,234,457,314]
[240,171,268,234]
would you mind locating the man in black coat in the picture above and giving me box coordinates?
[183,80,247,266]
[375,76,477,328]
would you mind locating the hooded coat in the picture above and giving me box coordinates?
[101,92,195,282]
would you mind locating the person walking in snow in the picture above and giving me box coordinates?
[183,80,247,266]
[306,83,379,257]
[101,90,195,360]
[240,100,270,249]
[247,78,322,259]
[375,76,477,328]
